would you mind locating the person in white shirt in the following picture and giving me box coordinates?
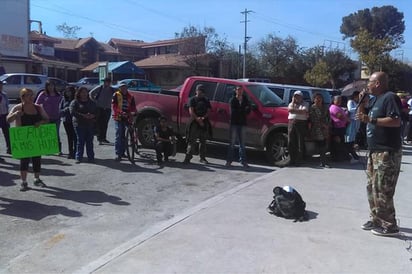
[287,90,309,166]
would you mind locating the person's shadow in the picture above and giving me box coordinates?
[32,186,130,206]
[0,197,81,220]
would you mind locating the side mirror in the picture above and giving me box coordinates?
[251,104,258,110]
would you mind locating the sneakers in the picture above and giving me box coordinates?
[361,220,377,230]
[371,226,400,237]
[115,156,122,161]
[241,162,249,168]
[20,182,30,192]
[225,161,232,167]
[102,139,111,144]
[183,155,192,164]
[320,163,331,168]
[34,178,47,188]
[199,158,209,164]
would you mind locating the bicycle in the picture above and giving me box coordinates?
[121,113,139,164]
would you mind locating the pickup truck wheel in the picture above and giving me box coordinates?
[137,118,156,148]
[265,132,290,167]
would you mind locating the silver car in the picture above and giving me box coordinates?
[0,73,47,100]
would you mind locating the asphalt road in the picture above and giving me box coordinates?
[0,118,276,273]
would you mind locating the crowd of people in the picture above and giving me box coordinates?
[0,80,253,192]
[0,71,406,237]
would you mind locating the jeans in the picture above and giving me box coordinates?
[155,141,172,162]
[226,125,247,164]
[186,122,208,159]
[50,119,62,151]
[115,120,126,156]
[63,121,77,157]
[74,126,95,161]
[96,107,111,141]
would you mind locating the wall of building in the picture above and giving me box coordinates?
[0,0,29,73]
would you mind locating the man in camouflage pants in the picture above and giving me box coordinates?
[357,71,402,237]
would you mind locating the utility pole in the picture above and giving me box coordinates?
[241,8,252,78]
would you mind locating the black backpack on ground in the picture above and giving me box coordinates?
[268,186,307,222]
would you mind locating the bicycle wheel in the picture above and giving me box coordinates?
[125,126,136,163]
[133,127,139,154]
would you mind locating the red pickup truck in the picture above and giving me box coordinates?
[131,76,291,166]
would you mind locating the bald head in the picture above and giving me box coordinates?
[368,71,389,95]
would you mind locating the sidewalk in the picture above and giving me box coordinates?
[78,150,412,273]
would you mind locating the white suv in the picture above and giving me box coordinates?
[0,73,47,100]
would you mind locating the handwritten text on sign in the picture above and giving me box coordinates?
[10,123,59,158]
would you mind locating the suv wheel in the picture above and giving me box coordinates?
[265,132,290,167]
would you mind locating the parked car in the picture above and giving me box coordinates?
[116,79,161,92]
[0,73,47,100]
[257,83,332,107]
[69,77,100,91]
[129,76,291,166]
[47,77,68,93]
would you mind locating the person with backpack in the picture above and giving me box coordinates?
[89,77,115,145]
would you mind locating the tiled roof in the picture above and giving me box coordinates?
[99,42,119,54]
[140,37,201,48]
[31,53,84,68]
[29,31,61,44]
[134,54,189,68]
[108,38,147,47]
[54,37,102,50]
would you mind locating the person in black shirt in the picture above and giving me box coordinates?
[225,86,251,167]
[183,84,212,164]
[154,116,175,165]
[357,71,402,237]
[7,88,49,191]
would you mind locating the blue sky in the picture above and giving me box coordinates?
[30,0,412,62]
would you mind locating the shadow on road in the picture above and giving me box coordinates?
[0,197,82,220]
[32,186,131,206]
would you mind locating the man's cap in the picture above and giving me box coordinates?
[293,90,303,96]
[196,84,205,92]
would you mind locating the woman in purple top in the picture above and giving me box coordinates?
[329,95,350,161]
[35,80,63,154]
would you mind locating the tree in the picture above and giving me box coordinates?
[304,60,330,87]
[56,22,81,39]
[322,49,358,87]
[258,35,302,83]
[340,5,405,73]
[175,25,234,76]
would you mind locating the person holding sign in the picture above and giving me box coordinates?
[7,88,49,191]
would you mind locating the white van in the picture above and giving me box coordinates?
[257,83,332,106]
[0,73,47,100]
[237,78,270,83]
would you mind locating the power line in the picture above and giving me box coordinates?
[31,3,161,40]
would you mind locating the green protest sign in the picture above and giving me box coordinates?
[10,123,59,159]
